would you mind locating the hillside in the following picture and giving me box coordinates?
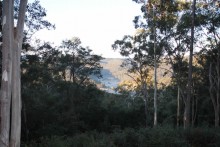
[92,58,171,92]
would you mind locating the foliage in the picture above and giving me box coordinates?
[24,127,220,147]
[112,31,158,94]
[58,37,103,85]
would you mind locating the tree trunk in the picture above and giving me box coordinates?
[10,41,22,147]
[184,0,196,129]
[191,86,198,127]
[153,62,157,127]
[216,40,220,128]
[191,94,194,127]
[177,86,180,127]
[209,63,218,127]
[10,1,28,146]
[142,82,148,127]
[0,0,28,146]
[153,22,157,127]
[0,0,14,146]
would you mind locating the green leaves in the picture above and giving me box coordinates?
[58,38,103,85]
[25,0,55,36]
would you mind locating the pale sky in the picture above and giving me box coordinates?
[32,0,142,58]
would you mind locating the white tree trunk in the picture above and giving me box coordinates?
[0,0,28,147]
[0,0,14,146]
[153,12,157,127]
[10,0,28,147]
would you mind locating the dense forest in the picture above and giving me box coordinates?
[1,0,220,146]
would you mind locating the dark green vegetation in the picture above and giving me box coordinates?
[24,127,220,147]
[1,0,220,146]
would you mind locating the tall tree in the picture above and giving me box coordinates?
[152,0,192,127]
[184,0,196,128]
[196,3,220,127]
[59,37,103,85]
[0,0,28,146]
[133,0,161,127]
[112,31,155,127]
[152,4,158,127]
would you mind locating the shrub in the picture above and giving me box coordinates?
[185,128,220,147]
[24,136,71,147]
[23,127,220,147]
[69,131,115,147]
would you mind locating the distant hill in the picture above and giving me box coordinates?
[101,58,131,82]
[91,58,129,93]
[91,58,171,92]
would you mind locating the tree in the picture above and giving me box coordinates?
[0,0,28,147]
[184,0,196,129]
[59,37,103,85]
[195,4,220,127]
[133,0,164,127]
[112,31,155,127]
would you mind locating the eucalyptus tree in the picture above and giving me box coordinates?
[183,0,196,129]
[59,37,103,86]
[0,0,55,146]
[0,0,28,147]
[161,6,193,127]
[132,0,164,127]
[132,0,191,127]
[160,0,196,127]
[195,3,220,127]
[158,0,220,128]
[133,0,199,127]
[112,30,157,127]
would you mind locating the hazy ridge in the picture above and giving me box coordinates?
[92,58,171,92]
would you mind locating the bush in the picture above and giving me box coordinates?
[69,132,115,147]
[185,128,220,147]
[24,127,220,147]
[110,127,189,147]
[24,136,71,147]
[111,128,139,147]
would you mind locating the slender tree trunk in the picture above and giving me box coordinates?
[0,0,14,146]
[191,87,198,127]
[216,42,220,127]
[216,30,220,127]
[177,86,180,127]
[168,55,182,127]
[209,63,218,127]
[153,22,157,127]
[191,94,194,127]
[153,61,157,127]
[142,82,148,127]
[184,0,196,129]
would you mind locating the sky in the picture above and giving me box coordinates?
[32,0,142,58]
